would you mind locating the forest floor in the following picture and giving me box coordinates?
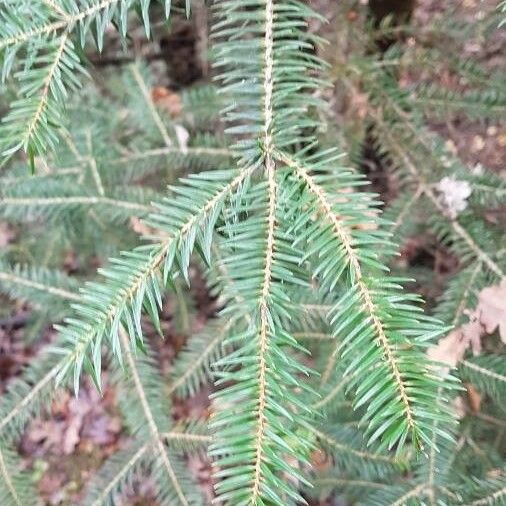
[0,0,504,505]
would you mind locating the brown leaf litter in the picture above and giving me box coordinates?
[428,278,506,368]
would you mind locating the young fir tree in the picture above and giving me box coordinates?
[0,1,504,505]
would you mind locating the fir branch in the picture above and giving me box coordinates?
[0,31,85,160]
[474,413,506,429]
[41,0,68,18]
[23,33,69,148]
[0,267,76,437]
[130,63,173,148]
[0,364,60,434]
[0,0,96,50]
[0,254,189,451]
[0,447,21,506]
[0,268,79,303]
[389,187,422,235]
[110,146,233,166]
[313,477,388,491]
[57,167,253,386]
[374,117,504,278]
[359,74,504,277]
[250,152,276,504]
[0,0,187,161]
[313,373,354,411]
[119,330,190,506]
[0,168,83,186]
[250,0,277,486]
[0,0,118,50]
[162,430,211,446]
[390,484,426,506]
[462,359,506,384]
[85,129,105,196]
[291,332,334,341]
[464,485,506,505]
[88,442,150,506]
[210,2,324,501]
[0,2,482,503]
[279,150,416,435]
[412,84,506,119]
[461,356,506,403]
[299,303,332,313]
[451,262,482,326]
[306,424,404,467]
[167,320,232,397]
[0,443,35,506]
[1,196,153,213]
[424,190,503,278]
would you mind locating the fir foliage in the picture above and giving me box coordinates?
[0,1,504,505]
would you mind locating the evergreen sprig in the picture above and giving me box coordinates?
[0,0,191,162]
[1,1,504,505]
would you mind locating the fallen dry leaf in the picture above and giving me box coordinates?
[477,279,506,343]
[130,216,157,237]
[428,278,506,370]
[428,327,471,369]
[151,86,183,118]
[465,383,482,414]
[310,449,331,472]
[23,378,121,457]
